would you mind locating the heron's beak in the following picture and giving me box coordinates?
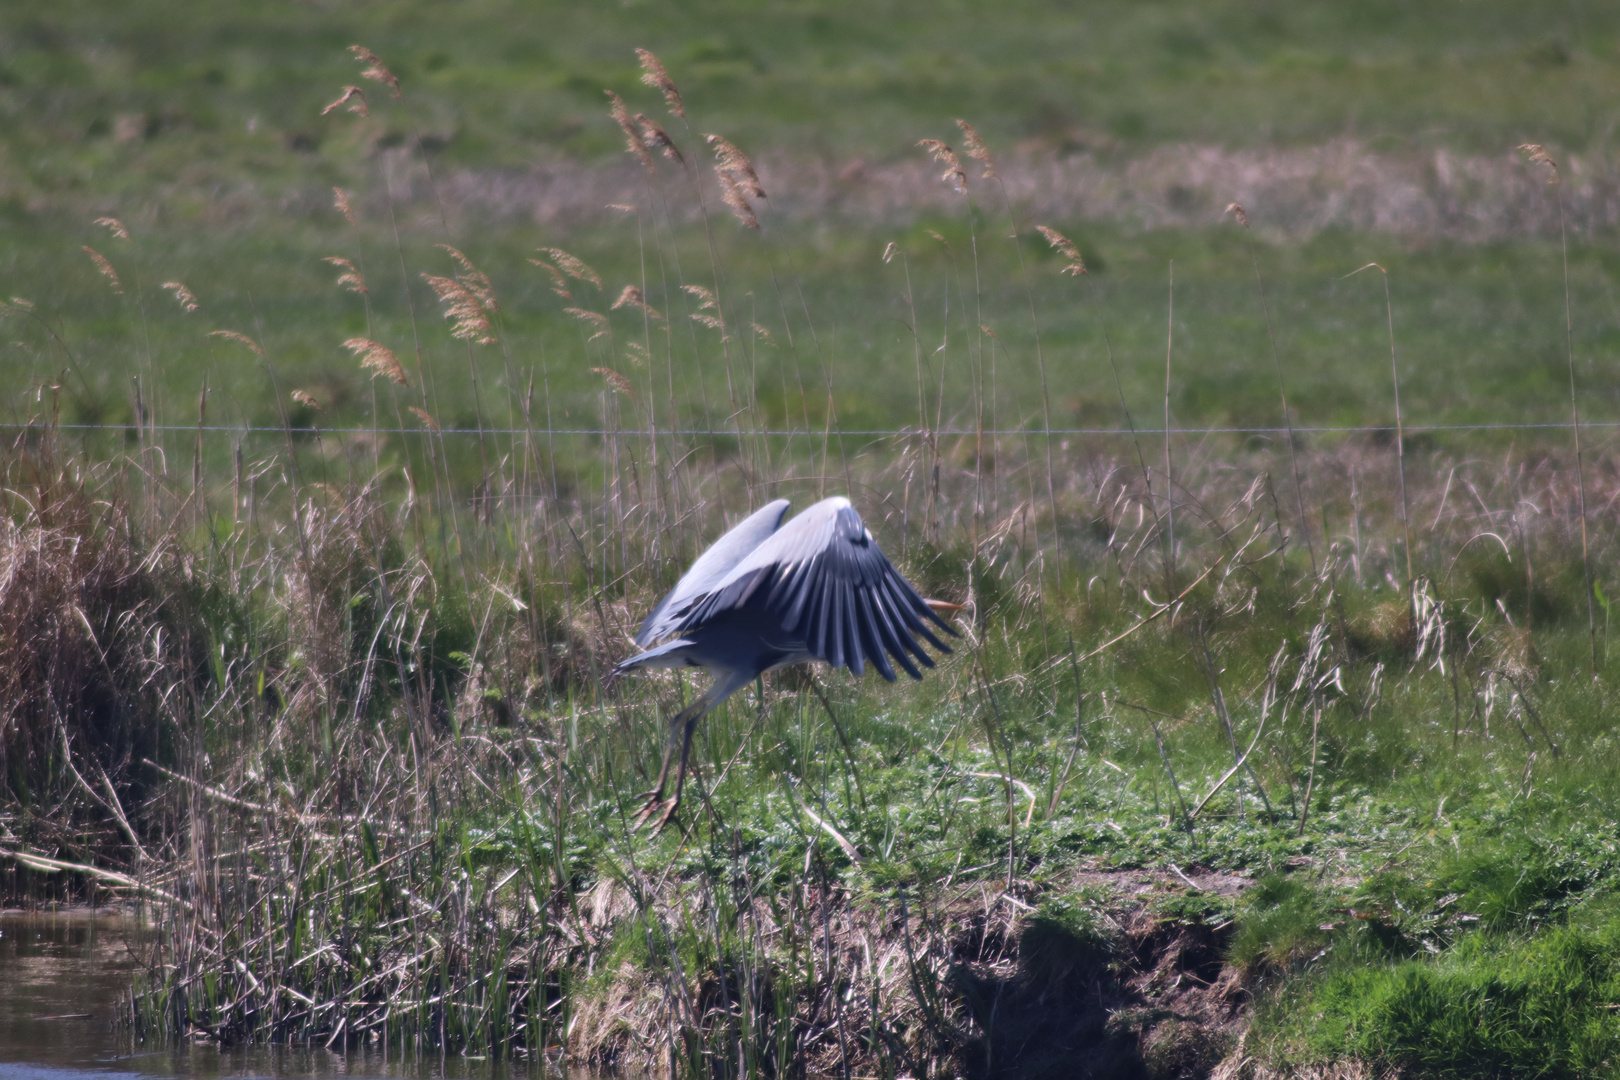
[923,599,966,617]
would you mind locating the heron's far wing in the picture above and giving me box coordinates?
[675,496,955,680]
[636,499,790,646]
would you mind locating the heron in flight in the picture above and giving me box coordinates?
[614,496,957,829]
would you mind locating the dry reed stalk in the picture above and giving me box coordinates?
[1226,203,1317,574]
[1520,143,1598,676]
[1163,261,1177,598]
[1347,263,1414,602]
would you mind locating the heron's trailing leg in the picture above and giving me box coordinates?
[634,671,749,831]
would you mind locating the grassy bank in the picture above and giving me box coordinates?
[4,15,1620,1080]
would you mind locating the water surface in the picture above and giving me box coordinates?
[0,913,574,1080]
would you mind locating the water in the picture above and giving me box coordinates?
[0,911,581,1080]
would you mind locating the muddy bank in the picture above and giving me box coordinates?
[572,865,1257,1080]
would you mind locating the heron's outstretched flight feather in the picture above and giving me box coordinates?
[636,499,790,647]
[670,497,953,679]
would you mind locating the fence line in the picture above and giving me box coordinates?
[8,421,1620,438]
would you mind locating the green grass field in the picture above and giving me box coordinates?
[4,4,1620,1078]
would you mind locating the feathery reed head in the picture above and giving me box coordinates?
[1517,143,1560,184]
[882,242,898,264]
[624,340,650,366]
[528,260,573,300]
[160,281,199,311]
[1036,225,1087,275]
[436,245,498,314]
[407,406,439,431]
[918,140,966,194]
[82,247,122,294]
[349,46,401,98]
[606,90,654,170]
[706,135,765,197]
[421,274,497,344]
[1224,202,1249,227]
[612,285,662,320]
[750,322,776,347]
[93,217,130,241]
[707,134,764,228]
[592,366,636,398]
[564,308,610,341]
[636,48,684,118]
[954,119,997,180]
[322,86,370,118]
[343,337,407,384]
[333,187,358,227]
[538,248,602,290]
[209,329,263,355]
[291,389,323,411]
[633,114,682,162]
[323,257,368,296]
[718,179,760,228]
[682,284,717,310]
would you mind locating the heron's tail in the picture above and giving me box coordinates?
[612,638,698,677]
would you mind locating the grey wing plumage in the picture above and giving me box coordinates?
[671,496,954,680]
[636,499,791,647]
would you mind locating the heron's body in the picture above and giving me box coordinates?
[614,496,954,827]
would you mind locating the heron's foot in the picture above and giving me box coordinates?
[633,791,681,831]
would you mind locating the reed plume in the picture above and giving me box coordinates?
[321,86,369,118]
[955,119,997,180]
[918,140,966,194]
[564,308,611,340]
[538,248,602,289]
[208,329,262,355]
[1036,226,1087,275]
[606,90,654,170]
[290,390,323,411]
[407,406,439,431]
[343,337,407,384]
[707,135,765,198]
[592,367,637,397]
[160,282,199,312]
[1518,144,1560,183]
[612,285,662,319]
[529,260,573,300]
[83,247,122,294]
[93,217,130,241]
[333,187,358,227]
[421,274,497,344]
[633,114,682,161]
[636,48,684,118]
[323,257,368,296]
[436,245,498,313]
[349,46,401,98]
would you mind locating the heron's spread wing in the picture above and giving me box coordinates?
[636,499,791,646]
[672,496,954,680]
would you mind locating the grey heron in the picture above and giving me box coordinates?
[614,496,957,828]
